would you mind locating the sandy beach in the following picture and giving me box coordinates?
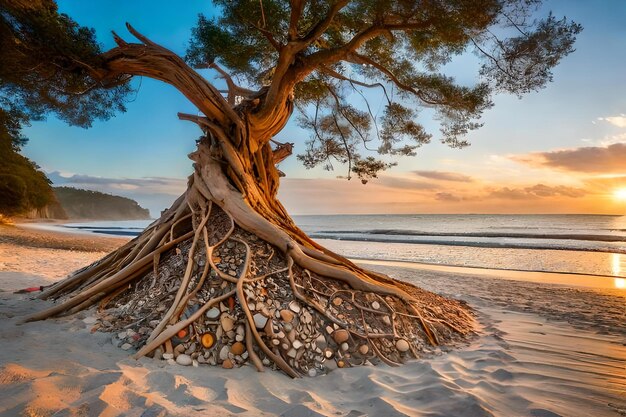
[0,223,624,417]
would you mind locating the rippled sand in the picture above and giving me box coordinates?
[0,226,624,417]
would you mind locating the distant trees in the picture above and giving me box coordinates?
[0,0,131,216]
[54,187,151,220]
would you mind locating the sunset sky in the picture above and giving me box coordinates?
[22,0,626,216]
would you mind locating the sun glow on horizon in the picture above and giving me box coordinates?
[614,188,626,200]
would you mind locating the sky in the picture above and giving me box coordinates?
[21,0,626,216]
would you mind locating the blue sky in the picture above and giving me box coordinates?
[21,1,626,216]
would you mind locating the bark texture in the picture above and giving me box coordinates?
[23,27,476,377]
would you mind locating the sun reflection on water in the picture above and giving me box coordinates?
[611,254,625,289]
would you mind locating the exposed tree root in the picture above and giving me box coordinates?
[23,138,475,378]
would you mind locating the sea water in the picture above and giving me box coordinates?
[58,214,626,280]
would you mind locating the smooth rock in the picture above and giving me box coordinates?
[162,353,174,360]
[83,316,97,325]
[324,348,334,359]
[176,354,192,366]
[382,316,391,326]
[287,348,297,358]
[253,313,268,329]
[333,329,349,344]
[235,334,244,342]
[280,310,294,323]
[308,368,317,377]
[222,359,234,369]
[396,339,410,352]
[292,340,303,349]
[340,342,349,351]
[206,307,220,320]
[221,315,235,332]
[192,359,199,367]
[219,345,230,361]
[359,345,369,355]
[262,358,271,366]
[332,297,342,306]
[325,326,334,334]
[236,325,245,336]
[231,342,245,355]
[121,343,132,351]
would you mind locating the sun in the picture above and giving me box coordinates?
[614,188,626,200]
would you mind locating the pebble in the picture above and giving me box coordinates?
[206,307,220,320]
[292,340,303,350]
[325,326,334,334]
[235,334,244,342]
[222,359,234,369]
[308,368,317,377]
[333,329,349,344]
[396,339,410,352]
[121,343,132,351]
[221,315,235,332]
[262,358,271,366]
[176,354,192,366]
[253,313,268,329]
[280,310,294,323]
[324,348,334,359]
[219,346,230,361]
[185,343,196,355]
[340,342,349,351]
[332,297,342,306]
[287,349,297,358]
[371,301,380,310]
[83,316,97,325]
[359,345,369,355]
[192,360,199,368]
[231,342,245,355]
[162,353,174,360]
[382,316,391,326]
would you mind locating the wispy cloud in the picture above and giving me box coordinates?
[511,142,626,174]
[489,184,586,200]
[597,115,626,128]
[414,170,474,182]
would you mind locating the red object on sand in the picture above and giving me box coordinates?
[14,286,44,294]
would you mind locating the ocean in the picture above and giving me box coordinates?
[55,214,626,285]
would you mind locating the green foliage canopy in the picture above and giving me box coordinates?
[186,0,581,182]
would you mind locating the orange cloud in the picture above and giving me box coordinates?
[512,143,626,173]
[414,170,474,182]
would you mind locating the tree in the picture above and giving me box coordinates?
[14,0,581,376]
[0,0,130,216]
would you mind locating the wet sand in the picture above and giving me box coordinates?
[0,224,624,416]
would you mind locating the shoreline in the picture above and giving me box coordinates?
[1,221,624,416]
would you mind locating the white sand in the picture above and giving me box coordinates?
[1,231,625,417]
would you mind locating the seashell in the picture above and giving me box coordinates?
[201,332,216,349]
[289,301,301,313]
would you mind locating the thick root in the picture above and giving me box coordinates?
[23,141,475,378]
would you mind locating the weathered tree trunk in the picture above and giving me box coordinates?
[23,27,475,377]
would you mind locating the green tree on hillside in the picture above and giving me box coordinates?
[8,0,581,376]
